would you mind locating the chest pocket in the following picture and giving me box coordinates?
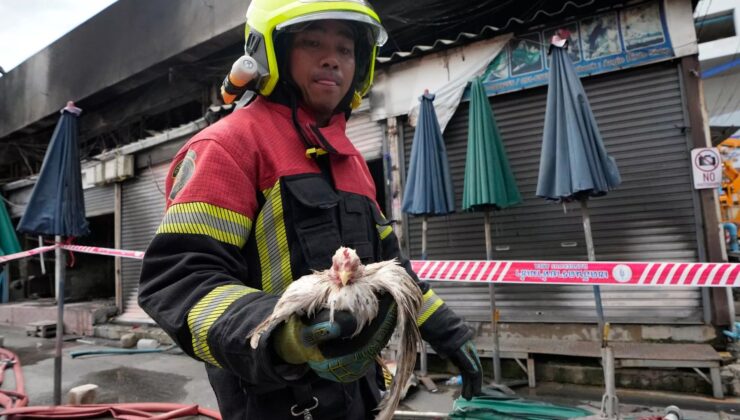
[282,174,378,273]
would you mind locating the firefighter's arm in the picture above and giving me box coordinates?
[138,138,304,388]
[375,221,481,398]
[375,221,473,353]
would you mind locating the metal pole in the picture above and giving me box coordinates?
[421,216,428,260]
[727,287,737,337]
[600,345,619,420]
[582,199,618,419]
[418,215,436,392]
[394,411,449,419]
[580,200,604,334]
[54,235,65,405]
[38,236,46,275]
[485,210,502,384]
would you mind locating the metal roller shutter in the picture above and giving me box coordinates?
[403,62,704,324]
[84,184,114,217]
[117,162,169,324]
[7,184,114,218]
[346,101,384,160]
[6,186,32,219]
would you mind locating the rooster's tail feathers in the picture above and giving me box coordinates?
[375,304,421,420]
[248,317,274,349]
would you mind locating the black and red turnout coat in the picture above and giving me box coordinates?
[139,96,472,419]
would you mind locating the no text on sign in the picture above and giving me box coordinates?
[691,147,722,189]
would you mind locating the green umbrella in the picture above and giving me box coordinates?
[463,77,521,385]
[463,77,521,212]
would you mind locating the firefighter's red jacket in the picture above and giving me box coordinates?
[138,96,472,419]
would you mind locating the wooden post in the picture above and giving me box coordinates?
[386,117,406,251]
[680,55,730,325]
[114,182,123,313]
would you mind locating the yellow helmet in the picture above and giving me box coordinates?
[245,0,387,99]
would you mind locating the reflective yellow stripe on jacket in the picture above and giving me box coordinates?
[255,182,292,295]
[376,224,393,240]
[417,289,444,326]
[187,284,258,367]
[375,210,393,241]
[157,202,252,248]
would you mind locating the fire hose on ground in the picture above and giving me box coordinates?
[0,346,221,419]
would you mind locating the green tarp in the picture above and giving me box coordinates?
[451,393,592,420]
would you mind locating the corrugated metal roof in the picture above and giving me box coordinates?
[376,0,600,63]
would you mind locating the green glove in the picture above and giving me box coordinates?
[273,293,398,383]
[448,340,482,400]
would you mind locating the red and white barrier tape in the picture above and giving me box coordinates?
[1,244,738,287]
[411,260,740,287]
[0,245,58,264]
[59,244,145,260]
[0,244,144,264]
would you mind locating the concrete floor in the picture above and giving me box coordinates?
[0,324,737,419]
[0,325,217,410]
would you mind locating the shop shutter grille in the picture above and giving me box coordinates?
[346,101,385,160]
[118,163,169,324]
[402,62,703,324]
[84,184,114,217]
[7,184,114,218]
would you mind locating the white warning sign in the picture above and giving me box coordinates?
[691,148,722,189]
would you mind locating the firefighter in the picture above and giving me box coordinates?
[138,0,482,418]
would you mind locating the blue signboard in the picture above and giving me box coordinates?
[479,0,673,97]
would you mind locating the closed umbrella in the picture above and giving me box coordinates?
[462,77,521,385]
[1,199,22,303]
[536,32,621,419]
[402,90,455,390]
[17,101,89,406]
[402,90,456,257]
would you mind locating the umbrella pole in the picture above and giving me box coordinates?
[418,215,436,392]
[53,235,65,406]
[581,200,618,419]
[421,216,428,260]
[38,236,46,275]
[580,200,604,330]
[484,210,502,385]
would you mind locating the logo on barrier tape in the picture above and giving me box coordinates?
[612,264,632,283]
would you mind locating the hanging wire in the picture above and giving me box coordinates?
[0,195,22,208]
[693,0,714,43]
[147,155,166,198]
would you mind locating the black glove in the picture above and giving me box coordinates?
[448,340,482,400]
[274,293,398,383]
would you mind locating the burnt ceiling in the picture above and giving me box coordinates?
[0,0,698,183]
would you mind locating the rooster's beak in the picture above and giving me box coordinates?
[339,270,351,286]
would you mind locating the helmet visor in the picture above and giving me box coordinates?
[275,11,388,47]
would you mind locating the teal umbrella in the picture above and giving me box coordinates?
[463,77,521,385]
[0,199,22,303]
[536,33,621,418]
[402,90,455,391]
[402,90,456,259]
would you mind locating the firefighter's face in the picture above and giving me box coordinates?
[289,20,356,124]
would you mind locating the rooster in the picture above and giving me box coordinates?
[249,247,423,420]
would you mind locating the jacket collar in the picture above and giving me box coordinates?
[257,96,359,157]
